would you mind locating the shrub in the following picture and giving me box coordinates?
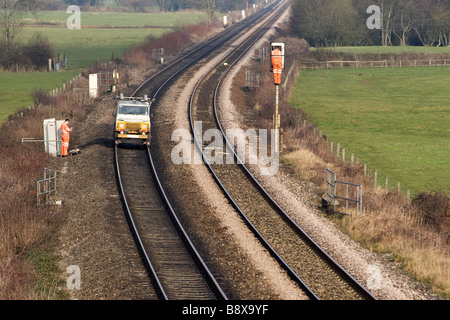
[31,89,52,106]
[413,190,450,242]
[0,33,55,71]
[22,34,55,70]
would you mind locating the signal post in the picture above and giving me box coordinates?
[270,42,285,158]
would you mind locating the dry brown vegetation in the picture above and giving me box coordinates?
[0,77,88,299]
[0,21,222,299]
[231,26,449,298]
[124,22,220,68]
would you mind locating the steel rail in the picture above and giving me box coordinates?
[189,1,378,300]
[114,144,168,300]
[145,145,228,300]
[131,0,283,99]
[188,0,320,300]
[213,70,377,301]
[115,0,284,300]
[115,142,228,300]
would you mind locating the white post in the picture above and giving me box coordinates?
[274,85,280,157]
[89,73,98,98]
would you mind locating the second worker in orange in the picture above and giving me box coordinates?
[271,45,283,85]
[61,118,73,157]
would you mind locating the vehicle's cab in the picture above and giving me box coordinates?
[115,94,151,145]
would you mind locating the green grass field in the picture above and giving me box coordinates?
[0,10,210,122]
[24,10,208,28]
[289,66,450,195]
[21,26,170,68]
[0,70,81,116]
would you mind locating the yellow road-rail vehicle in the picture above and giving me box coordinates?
[114,94,151,146]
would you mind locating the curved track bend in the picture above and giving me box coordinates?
[188,2,378,301]
[114,0,285,300]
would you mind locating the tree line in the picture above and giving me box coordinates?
[1,0,258,69]
[57,0,254,12]
[0,0,55,70]
[290,0,450,47]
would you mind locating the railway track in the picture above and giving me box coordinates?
[188,3,378,301]
[114,1,285,299]
[130,0,284,99]
[115,143,226,299]
[116,0,376,300]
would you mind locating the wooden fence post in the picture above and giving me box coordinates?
[374,170,377,188]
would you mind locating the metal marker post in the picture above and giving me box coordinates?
[274,84,280,158]
[270,42,285,159]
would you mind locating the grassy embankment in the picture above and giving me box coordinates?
[284,46,449,297]
[233,34,449,297]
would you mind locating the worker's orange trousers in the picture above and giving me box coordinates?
[62,134,70,156]
[272,60,282,85]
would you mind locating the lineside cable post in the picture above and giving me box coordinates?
[270,42,285,157]
[274,84,280,157]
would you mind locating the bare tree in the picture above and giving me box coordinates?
[291,0,362,47]
[292,0,450,47]
[392,0,414,46]
[432,2,450,47]
[157,0,171,11]
[412,0,450,46]
[378,0,396,46]
[202,0,215,22]
[1,0,41,60]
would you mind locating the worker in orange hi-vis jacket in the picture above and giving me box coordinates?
[271,45,283,85]
[61,118,73,157]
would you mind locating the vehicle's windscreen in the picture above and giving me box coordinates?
[119,105,148,115]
